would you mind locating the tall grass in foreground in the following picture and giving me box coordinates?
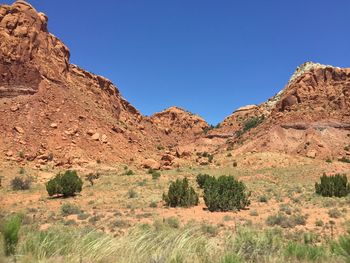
[2,214,22,257]
[0,221,349,263]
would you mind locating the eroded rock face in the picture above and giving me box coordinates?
[0,1,70,97]
[150,106,209,138]
[277,66,350,115]
[0,1,210,166]
[211,62,350,159]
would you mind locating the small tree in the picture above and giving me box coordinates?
[203,175,250,212]
[315,173,350,197]
[196,173,212,189]
[46,170,83,197]
[163,178,199,207]
[3,214,22,257]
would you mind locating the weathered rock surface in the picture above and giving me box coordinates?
[209,62,350,159]
[0,1,208,166]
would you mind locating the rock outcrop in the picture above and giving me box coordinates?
[0,1,207,167]
[150,106,208,139]
[210,62,350,159]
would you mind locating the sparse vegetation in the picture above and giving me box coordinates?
[128,189,138,198]
[60,203,81,216]
[315,219,324,227]
[162,177,199,207]
[315,173,350,197]
[11,176,32,190]
[326,158,333,163]
[338,157,350,163]
[18,151,24,159]
[149,201,158,208]
[0,219,348,262]
[151,171,161,180]
[46,170,83,197]
[328,208,342,219]
[85,172,100,186]
[203,175,250,212]
[2,214,22,257]
[266,213,307,228]
[124,169,134,176]
[236,115,265,137]
[201,223,218,237]
[258,195,269,203]
[19,167,25,175]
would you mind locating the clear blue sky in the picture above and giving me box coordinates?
[3,1,350,124]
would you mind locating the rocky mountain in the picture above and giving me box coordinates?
[0,1,208,168]
[150,107,208,140]
[1,1,349,169]
[208,62,350,160]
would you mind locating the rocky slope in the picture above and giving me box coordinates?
[0,1,208,168]
[208,62,350,160]
[150,107,208,140]
[1,1,349,168]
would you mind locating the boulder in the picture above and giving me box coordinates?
[101,134,108,143]
[142,159,160,170]
[14,126,24,133]
[50,123,58,128]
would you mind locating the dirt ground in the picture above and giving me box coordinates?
[1,152,350,239]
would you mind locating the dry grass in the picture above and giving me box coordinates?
[0,152,350,262]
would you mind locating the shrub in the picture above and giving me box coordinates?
[88,215,101,224]
[125,169,134,176]
[258,195,268,203]
[196,173,211,189]
[77,213,90,220]
[128,189,138,198]
[203,175,250,212]
[60,203,81,216]
[315,173,350,197]
[149,201,158,208]
[85,172,100,186]
[315,219,324,227]
[236,116,264,137]
[151,171,161,180]
[11,176,32,190]
[3,214,22,256]
[46,170,83,197]
[328,208,342,218]
[162,178,199,207]
[338,157,350,163]
[266,213,306,228]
